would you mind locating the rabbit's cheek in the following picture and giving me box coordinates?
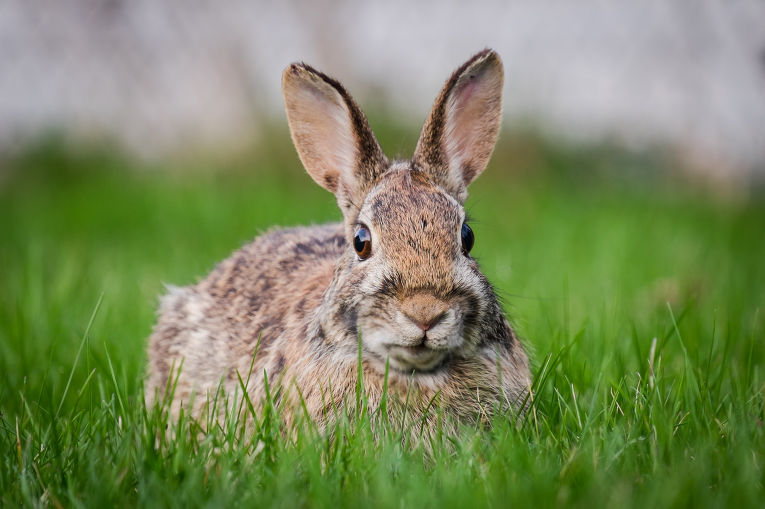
[423,329,464,351]
[356,326,397,364]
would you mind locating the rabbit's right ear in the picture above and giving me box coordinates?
[282,64,388,217]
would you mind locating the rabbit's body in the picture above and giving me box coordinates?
[146,224,343,422]
[146,50,532,434]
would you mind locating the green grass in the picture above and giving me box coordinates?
[1,128,764,507]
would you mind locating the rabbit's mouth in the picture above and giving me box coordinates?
[360,313,463,373]
[386,342,450,372]
[397,343,431,355]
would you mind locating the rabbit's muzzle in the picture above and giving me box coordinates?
[364,294,467,373]
[399,293,450,332]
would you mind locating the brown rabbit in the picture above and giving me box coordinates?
[145,49,531,437]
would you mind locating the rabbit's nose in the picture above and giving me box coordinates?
[401,294,450,331]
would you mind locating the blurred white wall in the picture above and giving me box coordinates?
[2,0,764,176]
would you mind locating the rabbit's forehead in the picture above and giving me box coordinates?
[359,169,463,276]
[361,169,463,229]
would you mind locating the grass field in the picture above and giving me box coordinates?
[1,126,764,507]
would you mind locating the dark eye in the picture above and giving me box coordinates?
[461,223,474,254]
[354,225,372,260]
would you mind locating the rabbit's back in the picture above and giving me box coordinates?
[145,223,345,413]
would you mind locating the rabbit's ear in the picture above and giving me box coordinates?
[283,63,388,215]
[413,50,504,202]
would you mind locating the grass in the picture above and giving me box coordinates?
[1,126,764,507]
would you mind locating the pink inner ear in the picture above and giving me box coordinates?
[455,78,479,105]
[448,76,489,163]
[285,77,358,193]
[444,63,503,184]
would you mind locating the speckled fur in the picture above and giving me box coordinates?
[145,49,531,438]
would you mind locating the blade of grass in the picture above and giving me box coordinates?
[55,292,103,419]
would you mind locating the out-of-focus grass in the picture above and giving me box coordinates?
[0,124,763,507]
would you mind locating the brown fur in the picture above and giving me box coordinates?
[145,49,531,439]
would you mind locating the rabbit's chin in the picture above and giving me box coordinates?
[385,344,449,372]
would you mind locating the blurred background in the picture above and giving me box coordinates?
[2,0,765,180]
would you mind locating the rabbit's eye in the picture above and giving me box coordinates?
[354,226,372,260]
[461,223,474,254]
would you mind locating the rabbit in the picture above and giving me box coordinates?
[145,49,532,438]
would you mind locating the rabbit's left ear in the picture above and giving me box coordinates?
[282,63,388,218]
[413,50,504,203]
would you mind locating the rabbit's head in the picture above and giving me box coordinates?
[283,50,507,374]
